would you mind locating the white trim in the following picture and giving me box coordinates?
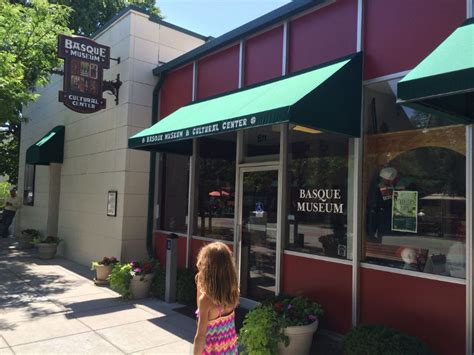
[360,263,467,285]
[239,40,245,89]
[363,70,410,86]
[191,235,233,245]
[356,0,363,52]
[465,125,473,355]
[192,61,197,101]
[186,139,198,268]
[238,161,280,169]
[282,21,289,76]
[155,230,188,238]
[234,130,244,271]
[284,250,353,266]
[468,0,473,18]
[276,124,288,294]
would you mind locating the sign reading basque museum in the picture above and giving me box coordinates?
[58,35,110,113]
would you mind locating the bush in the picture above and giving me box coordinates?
[109,262,132,299]
[151,267,197,307]
[343,324,432,355]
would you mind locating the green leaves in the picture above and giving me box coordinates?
[0,0,71,126]
[109,262,133,299]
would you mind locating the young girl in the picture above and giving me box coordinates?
[194,242,239,355]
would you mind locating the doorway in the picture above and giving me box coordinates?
[238,167,280,302]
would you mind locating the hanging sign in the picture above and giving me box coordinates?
[57,35,110,113]
[392,191,418,233]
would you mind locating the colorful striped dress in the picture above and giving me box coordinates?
[199,307,238,355]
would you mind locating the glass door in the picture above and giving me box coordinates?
[239,168,279,301]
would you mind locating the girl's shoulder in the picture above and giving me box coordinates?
[198,292,213,309]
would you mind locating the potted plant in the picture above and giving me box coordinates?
[32,235,62,259]
[109,260,157,299]
[91,256,119,285]
[240,296,324,355]
[20,229,40,249]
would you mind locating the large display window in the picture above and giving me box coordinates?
[285,127,351,260]
[196,132,236,241]
[157,153,189,233]
[362,79,466,279]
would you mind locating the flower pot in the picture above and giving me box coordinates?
[95,264,113,281]
[37,243,58,259]
[19,233,34,249]
[129,274,153,299]
[278,320,319,355]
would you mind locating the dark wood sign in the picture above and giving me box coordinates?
[58,35,111,113]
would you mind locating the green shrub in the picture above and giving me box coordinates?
[109,262,132,299]
[343,324,432,355]
[176,268,197,307]
[0,182,10,209]
[150,268,165,299]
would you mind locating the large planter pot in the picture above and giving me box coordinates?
[278,320,319,355]
[19,233,34,249]
[129,274,153,299]
[37,243,58,259]
[95,264,113,281]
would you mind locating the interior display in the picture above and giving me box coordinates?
[363,80,466,279]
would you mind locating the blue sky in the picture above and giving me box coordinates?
[157,0,292,37]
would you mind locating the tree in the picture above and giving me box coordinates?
[0,123,20,184]
[49,0,162,37]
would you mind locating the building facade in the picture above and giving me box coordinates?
[129,1,474,354]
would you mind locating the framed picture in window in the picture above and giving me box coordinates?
[107,191,117,217]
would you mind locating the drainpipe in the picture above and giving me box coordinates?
[146,73,166,259]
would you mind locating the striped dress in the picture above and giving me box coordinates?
[201,308,238,355]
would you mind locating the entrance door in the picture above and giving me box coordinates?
[239,168,279,301]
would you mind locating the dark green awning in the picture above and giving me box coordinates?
[398,18,474,122]
[25,126,65,165]
[129,53,362,153]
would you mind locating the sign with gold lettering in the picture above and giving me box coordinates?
[58,35,110,113]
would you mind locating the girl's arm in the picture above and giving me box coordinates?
[194,293,210,355]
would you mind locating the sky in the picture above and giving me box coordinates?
[157,0,293,38]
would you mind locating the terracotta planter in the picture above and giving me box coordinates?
[129,274,153,299]
[278,320,319,355]
[19,233,34,249]
[37,243,58,259]
[95,264,113,281]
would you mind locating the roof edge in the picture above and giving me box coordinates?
[152,0,330,75]
[91,4,209,41]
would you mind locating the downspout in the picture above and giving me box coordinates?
[146,73,166,258]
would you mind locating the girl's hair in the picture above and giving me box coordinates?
[196,242,239,308]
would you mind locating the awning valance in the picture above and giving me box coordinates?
[25,126,65,165]
[397,18,474,122]
[129,53,362,153]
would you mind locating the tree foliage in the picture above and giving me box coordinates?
[0,124,20,184]
[49,0,162,37]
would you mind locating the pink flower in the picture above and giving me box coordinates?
[134,267,142,273]
[308,315,318,322]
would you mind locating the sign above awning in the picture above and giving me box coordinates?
[397,18,474,122]
[25,126,65,165]
[129,53,362,153]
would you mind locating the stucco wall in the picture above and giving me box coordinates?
[18,9,205,265]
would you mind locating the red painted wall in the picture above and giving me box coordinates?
[153,232,187,269]
[159,64,193,118]
[360,268,465,355]
[244,26,283,86]
[288,0,357,73]
[197,45,240,100]
[282,254,352,334]
[364,0,465,79]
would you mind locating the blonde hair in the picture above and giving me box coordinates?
[196,242,239,309]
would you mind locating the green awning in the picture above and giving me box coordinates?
[398,18,474,122]
[25,126,65,165]
[129,53,362,153]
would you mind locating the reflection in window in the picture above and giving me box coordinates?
[197,133,236,241]
[285,128,350,259]
[363,80,466,279]
[243,124,280,163]
[158,153,189,233]
[23,164,35,206]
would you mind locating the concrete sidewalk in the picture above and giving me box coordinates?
[0,238,195,354]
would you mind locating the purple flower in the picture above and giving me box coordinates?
[308,315,318,322]
[287,304,293,310]
[130,261,136,267]
[134,267,142,273]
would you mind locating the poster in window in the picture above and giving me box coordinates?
[107,191,117,217]
[392,191,418,233]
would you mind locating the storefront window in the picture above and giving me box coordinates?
[197,132,236,241]
[158,153,189,233]
[23,164,35,206]
[285,127,350,259]
[243,124,280,163]
[362,79,466,279]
